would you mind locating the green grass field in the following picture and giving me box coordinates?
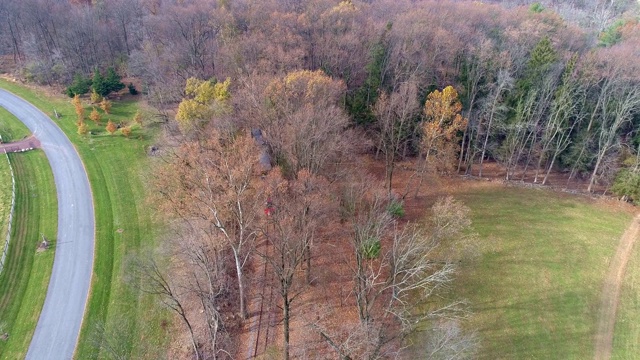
[0,154,11,256]
[446,184,633,359]
[0,79,170,359]
[0,151,57,359]
[0,107,30,142]
[612,223,640,359]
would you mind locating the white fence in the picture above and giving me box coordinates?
[0,134,16,275]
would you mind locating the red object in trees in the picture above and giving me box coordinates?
[264,198,275,216]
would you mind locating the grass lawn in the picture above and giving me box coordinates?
[440,184,633,359]
[0,79,170,359]
[0,154,11,258]
[0,107,30,142]
[612,220,640,359]
[0,151,57,359]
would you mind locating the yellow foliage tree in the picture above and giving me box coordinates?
[422,86,467,169]
[90,107,101,125]
[121,125,132,138]
[100,98,112,114]
[77,121,89,135]
[133,111,143,126]
[176,77,231,132]
[72,94,85,124]
[415,86,467,194]
[106,120,117,135]
[90,89,102,104]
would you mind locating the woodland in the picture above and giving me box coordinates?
[1,0,640,358]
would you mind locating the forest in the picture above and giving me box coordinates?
[1,0,640,358]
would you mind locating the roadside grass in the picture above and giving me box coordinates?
[0,151,57,359]
[612,221,640,359]
[427,185,633,359]
[0,107,30,142]
[0,153,10,256]
[0,79,170,359]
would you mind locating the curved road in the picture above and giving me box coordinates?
[0,89,95,360]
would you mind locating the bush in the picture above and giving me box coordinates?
[128,83,138,95]
[529,2,544,13]
[387,199,405,218]
[611,169,640,203]
[361,237,381,259]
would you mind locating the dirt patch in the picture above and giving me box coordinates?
[594,214,640,360]
[0,135,40,153]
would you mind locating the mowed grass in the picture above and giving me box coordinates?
[0,107,30,142]
[612,219,640,359]
[0,151,57,359]
[0,79,170,359]
[0,154,11,253]
[447,184,633,359]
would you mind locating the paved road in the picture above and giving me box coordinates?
[0,89,95,360]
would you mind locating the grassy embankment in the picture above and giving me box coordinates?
[443,185,633,359]
[0,79,170,359]
[0,107,31,142]
[0,148,57,358]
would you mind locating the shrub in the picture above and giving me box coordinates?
[128,83,138,95]
[387,199,405,218]
[611,169,640,203]
[361,237,381,259]
[121,126,132,138]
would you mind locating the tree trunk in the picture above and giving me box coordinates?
[233,250,247,319]
[588,152,606,192]
[284,294,290,360]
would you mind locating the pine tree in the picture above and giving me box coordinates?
[92,68,109,97]
[78,121,89,135]
[90,107,101,125]
[72,95,85,124]
[90,89,103,104]
[100,98,112,114]
[121,125,132,138]
[133,111,143,126]
[65,73,92,97]
[106,120,117,135]
[105,67,125,94]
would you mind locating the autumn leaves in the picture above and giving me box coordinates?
[71,94,141,137]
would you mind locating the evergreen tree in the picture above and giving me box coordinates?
[65,73,92,97]
[105,67,125,94]
[92,69,109,97]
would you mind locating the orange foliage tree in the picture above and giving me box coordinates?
[106,120,117,135]
[100,98,112,114]
[89,107,101,125]
[72,94,85,124]
[121,126,132,138]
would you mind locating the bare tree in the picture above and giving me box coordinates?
[258,70,350,178]
[373,81,420,193]
[258,168,329,360]
[130,251,201,359]
[318,195,474,359]
[156,130,263,320]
